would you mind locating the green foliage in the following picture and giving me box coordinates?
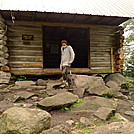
[70,99,83,108]
[121,81,133,89]
[17,76,27,81]
[10,75,27,81]
[122,19,134,77]
[75,123,97,134]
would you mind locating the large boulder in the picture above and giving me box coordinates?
[38,92,79,111]
[104,73,127,86]
[71,96,117,112]
[0,107,51,134]
[13,91,37,102]
[74,75,105,89]
[87,86,114,97]
[89,121,134,134]
[41,125,71,134]
[15,81,36,87]
[94,107,115,120]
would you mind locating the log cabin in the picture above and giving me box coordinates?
[0,0,134,82]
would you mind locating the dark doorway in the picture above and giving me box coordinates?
[43,26,89,68]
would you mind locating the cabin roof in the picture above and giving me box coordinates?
[0,0,134,26]
[0,0,134,17]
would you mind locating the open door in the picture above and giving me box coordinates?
[43,26,89,68]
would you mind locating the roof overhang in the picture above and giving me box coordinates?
[0,10,131,26]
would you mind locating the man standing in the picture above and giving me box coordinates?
[60,40,75,86]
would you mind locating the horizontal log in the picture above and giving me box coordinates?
[8,26,42,32]
[91,58,110,62]
[8,39,42,43]
[118,43,123,48]
[9,51,42,56]
[1,65,10,71]
[90,48,111,52]
[9,57,43,62]
[90,37,114,42]
[0,71,11,78]
[115,60,124,65]
[0,40,7,45]
[0,45,8,52]
[0,51,9,58]
[0,30,4,34]
[9,68,113,75]
[8,36,42,41]
[115,65,124,69]
[7,41,43,46]
[8,46,42,51]
[90,44,114,47]
[0,17,5,23]
[91,61,110,66]
[117,48,124,54]
[0,35,7,40]
[9,63,42,68]
[0,22,6,29]
[0,58,9,64]
[0,79,10,83]
[115,30,124,35]
[0,63,4,66]
[6,20,115,29]
[115,54,124,59]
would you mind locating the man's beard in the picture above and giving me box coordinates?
[62,45,67,49]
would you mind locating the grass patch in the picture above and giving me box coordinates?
[60,99,84,112]
[70,99,84,109]
[74,123,97,134]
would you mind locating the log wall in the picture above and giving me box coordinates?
[0,16,11,83]
[6,22,43,73]
[90,25,117,72]
[6,20,119,75]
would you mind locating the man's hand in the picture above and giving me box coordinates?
[68,62,71,66]
[60,66,62,70]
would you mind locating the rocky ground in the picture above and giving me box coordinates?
[0,73,134,134]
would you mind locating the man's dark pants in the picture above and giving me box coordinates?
[62,66,71,84]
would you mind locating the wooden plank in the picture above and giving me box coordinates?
[9,51,42,56]
[7,41,43,46]
[90,44,114,47]
[8,46,42,51]
[7,31,42,36]
[90,48,111,52]
[8,45,43,48]
[8,25,42,31]
[9,57,43,62]
[9,63,42,68]
[7,20,117,29]
[8,39,42,43]
[91,58,110,62]
[110,48,114,73]
[8,36,42,41]
[9,68,113,75]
